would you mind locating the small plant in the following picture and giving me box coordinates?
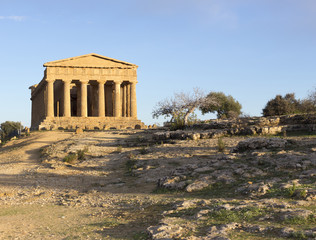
[139,145,148,155]
[299,189,307,199]
[128,152,137,160]
[217,137,226,152]
[291,231,307,239]
[132,231,148,240]
[288,183,297,197]
[115,145,122,153]
[77,147,88,160]
[126,159,137,173]
[283,130,287,138]
[63,153,78,164]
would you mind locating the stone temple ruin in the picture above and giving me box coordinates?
[29,53,145,130]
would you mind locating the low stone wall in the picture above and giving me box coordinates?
[154,114,316,141]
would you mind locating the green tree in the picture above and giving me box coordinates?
[200,92,242,119]
[0,121,23,141]
[262,93,315,117]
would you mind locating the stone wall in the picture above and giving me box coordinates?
[153,114,316,141]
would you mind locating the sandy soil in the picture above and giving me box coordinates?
[0,130,315,239]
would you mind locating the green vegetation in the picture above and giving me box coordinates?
[200,91,242,119]
[115,145,122,153]
[0,121,23,142]
[125,159,137,174]
[132,231,148,240]
[139,145,149,155]
[217,137,226,152]
[206,207,266,224]
[283,214,316,226]
[77,147,88,160]
[63,153,78,164]
[262,93,316,117]
[63,148,88,164]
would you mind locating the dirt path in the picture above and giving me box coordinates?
[0,131,164,240]
[0,131,73,185]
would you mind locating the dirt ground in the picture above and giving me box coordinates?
[0,130,315,239]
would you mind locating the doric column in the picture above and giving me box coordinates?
[63,79,71,117]
[81,80,88,117]
[46,78,55,118]
[98,80,105,117]
[114,81,121,117]
[127,83,131,117]
[122,84,126,117]
[130,82,137,118]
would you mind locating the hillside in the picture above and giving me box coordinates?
[0,129,315,239]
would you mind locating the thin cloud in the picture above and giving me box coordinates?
[0,16,26,21]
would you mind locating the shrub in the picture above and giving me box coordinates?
[0,121,23,141]
[262,93,316,117]
[126,159,137,174]
[77,147,88,160]
[139,145,149,155]
[115,145,122,153]
[128,152,137,160]
[217,137,226,152]
[63,153,78,164]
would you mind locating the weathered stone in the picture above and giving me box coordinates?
[279,209,313,221]
[158,176,187,190]
[233,137,288,152]
[75,128,83,134]
[29,53,145,130]
[147,218,184,240]
[186,180,210,192]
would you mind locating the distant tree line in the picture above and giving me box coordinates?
[152,87,316,129]
[262,88,316,117]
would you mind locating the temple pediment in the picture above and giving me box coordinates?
[43,53,137,69]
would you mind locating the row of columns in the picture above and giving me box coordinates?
[46,79,137,118]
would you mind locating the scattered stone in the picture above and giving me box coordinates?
[186,180,210,192]
[279,209,313,221]
[75,127,83,134]
[147,218,184,240]
[233,137,288,152]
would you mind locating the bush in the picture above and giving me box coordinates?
[262,93,316,117]
[77,147,88,160]
[200,92,242,119]
[0,121,23,141]
[63,153,78,164]
[217,137,226,152]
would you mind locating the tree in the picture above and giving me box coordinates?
[307,87,316,107]
[0,121,23,141]
[200,92,242,119]
[262,93,315,117]
[152,88,216,126]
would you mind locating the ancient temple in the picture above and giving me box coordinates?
[29,53,145,130]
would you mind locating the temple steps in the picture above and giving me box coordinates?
[36,117,146,130]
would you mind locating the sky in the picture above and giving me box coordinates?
[0,0,315,127]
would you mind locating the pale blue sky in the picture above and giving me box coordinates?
[0,0,315,126]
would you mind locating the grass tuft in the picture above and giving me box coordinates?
[217,137,226,152]
[63,153,78,164]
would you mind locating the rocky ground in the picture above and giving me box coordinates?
[0,130,315,239]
